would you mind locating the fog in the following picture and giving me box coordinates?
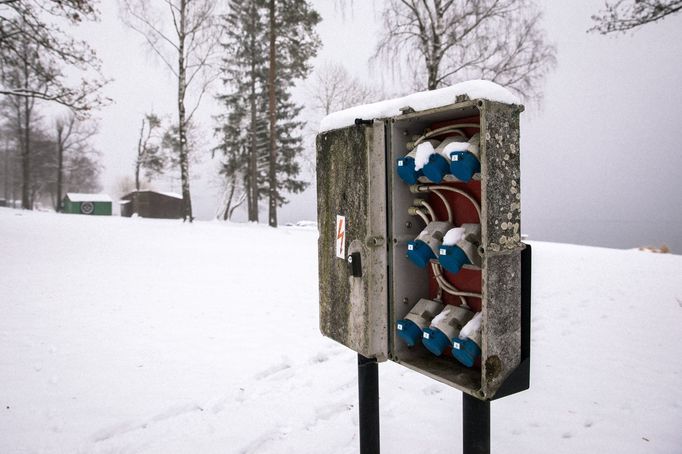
[85,1,681,251]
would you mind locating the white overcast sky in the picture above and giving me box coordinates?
[72,0,681,250]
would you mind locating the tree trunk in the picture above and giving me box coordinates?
[56,127,64,212]
[247,3,259,223]
[3,143,8,202]
[134,117,144,215]
[21,95,30,209]
[267,0,277,227]
[177,0,193,222]
[223,178,236,221]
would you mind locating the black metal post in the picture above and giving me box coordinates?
[358,354,380,454]
[463,393,490,454]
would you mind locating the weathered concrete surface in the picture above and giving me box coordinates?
[480,101,522,253]
[480,101,523,398]
[316,124,388,360]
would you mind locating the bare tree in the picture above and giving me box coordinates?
[374,0,556,99]
[54,113,97,211]
[307,61,384,116]
[134,112,166,201]
[0,0,109,112]
[120,0,220,222]
[1,33,45,209]
[590,0,682,33]
[1,1,107,209]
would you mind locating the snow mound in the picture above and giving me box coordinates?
[459,312,482,340]
[414,141,437,170]
[443,227,465,246]
[319,80,520,133]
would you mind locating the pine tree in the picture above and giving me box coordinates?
[215,0,269,222]
[216,0,320,225]
[265,0,321,227]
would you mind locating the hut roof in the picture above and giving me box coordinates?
[65,193,112,203]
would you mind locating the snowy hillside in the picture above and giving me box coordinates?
[0,208,680,454]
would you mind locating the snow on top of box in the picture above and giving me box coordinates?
[66,193,112,203]
[319,80,519,133]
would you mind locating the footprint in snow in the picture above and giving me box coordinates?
[310,352,329,363]
[315,402,351,420]
[562,432,573,439]
[150,402,203,423]
[584,420,593,428]
[333,380,355,392]
[254,361,291,380]
[239,429,282,454]
[422,384,443,395]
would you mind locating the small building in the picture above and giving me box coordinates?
[62,193,112,215]
[120,190,183,219]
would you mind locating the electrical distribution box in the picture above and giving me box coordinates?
[317,93,530,400]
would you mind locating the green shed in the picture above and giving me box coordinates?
[62,193,112,216]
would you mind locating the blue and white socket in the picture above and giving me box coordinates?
[397,156,422,184]
[396,319,422,347]
[449,151,480,182]
[451,337,481,368]
[407,240,436,268]
[439,244,471,274]
[422,153,450,183]
[422,327,451,356]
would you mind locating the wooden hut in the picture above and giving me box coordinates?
[120,190,183,219]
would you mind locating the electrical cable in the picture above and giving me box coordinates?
[420,200,437,223]
[426,185,481,221]
[414,123,480,147]
[414,208,430,225]
[430,262,482,306]
[430,189,452,224]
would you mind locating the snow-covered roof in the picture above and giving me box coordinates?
[122,190,183,200]
[65,193,112,203]
[319,80,519,133]
[156,191,182,199]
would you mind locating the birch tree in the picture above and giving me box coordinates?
[590,0,682,33]
[374,0,556,99]
[121,0,219,221]
[134,113,165,193]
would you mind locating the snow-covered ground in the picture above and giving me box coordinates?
[0,207,680,454]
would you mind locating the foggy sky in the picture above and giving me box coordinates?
[81,1,681,251]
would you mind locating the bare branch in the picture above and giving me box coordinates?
[374,0,556,101]
[590,0,682,34]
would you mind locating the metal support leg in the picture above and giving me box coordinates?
[463,393,490,454]
[358,354,380,454]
